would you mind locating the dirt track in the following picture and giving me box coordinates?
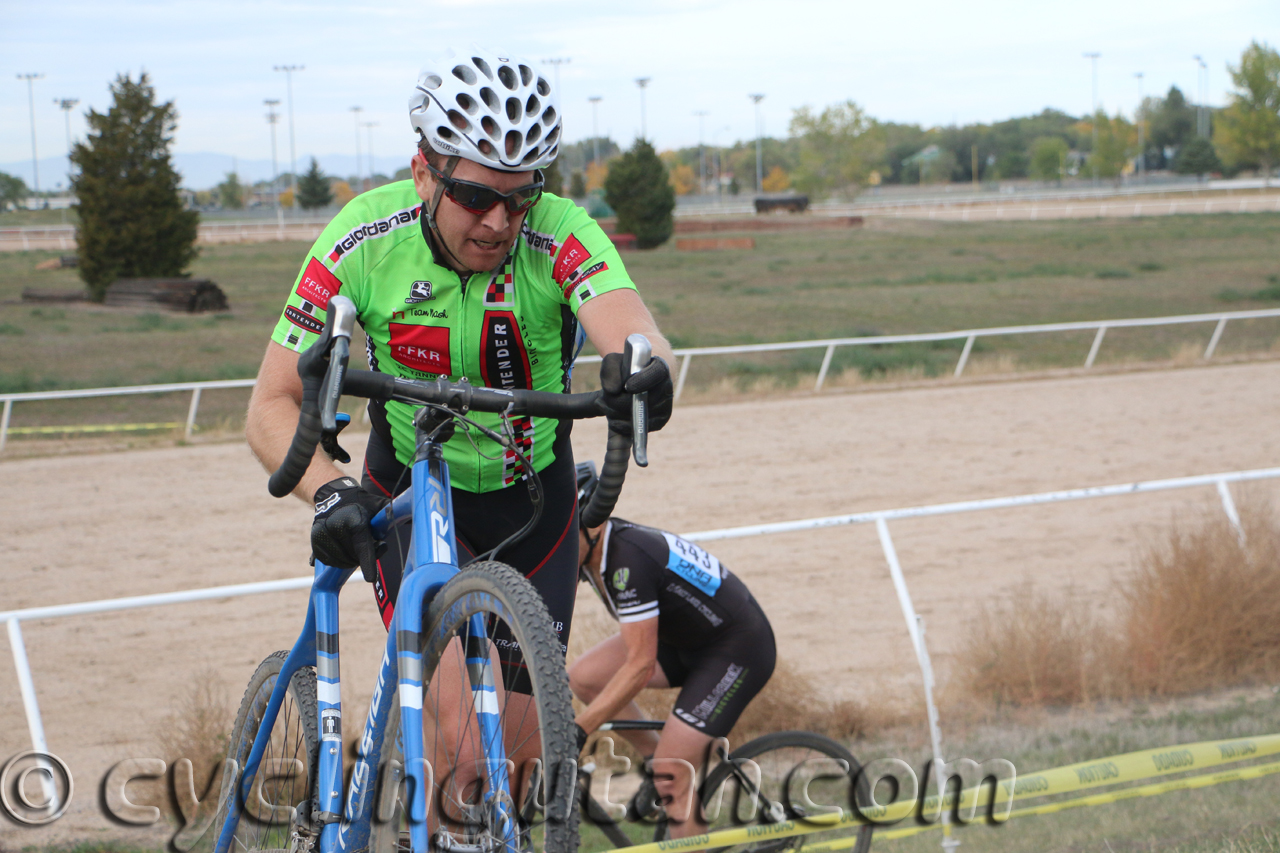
[3,361,1280,844]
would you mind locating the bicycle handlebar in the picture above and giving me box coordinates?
[268,296,649,531]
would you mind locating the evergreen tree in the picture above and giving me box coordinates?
[70,72,199,300]
[568,170,587,198]
[296,158,334,210]
[0,171,28,210]
[603,139,674,249]
[542,159,564,196]
[217,172,245,209]
[1174,137,1223,176]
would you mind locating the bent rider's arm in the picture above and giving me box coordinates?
[576,288,675,367]
[245,341,347,502]
[575,616,660,733]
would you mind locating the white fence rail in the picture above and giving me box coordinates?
[5,307,1280,452]
[3,463,1275,770]
[0,217,334,251]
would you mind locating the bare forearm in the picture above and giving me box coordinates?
[245,384,345,503]
[576,659,655,734]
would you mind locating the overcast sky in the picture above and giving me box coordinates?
[3,0,1276,181]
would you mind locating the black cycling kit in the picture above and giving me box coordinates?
[594,518,776,738]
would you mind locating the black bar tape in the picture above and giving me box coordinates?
[341,370,397,401]
[581,428,631,529]
[268,371,324,497]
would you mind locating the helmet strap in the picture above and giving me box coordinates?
[422,155,473,274]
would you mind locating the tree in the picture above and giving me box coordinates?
[0,171,28,210]
[789,100,872,197]
[296,158,334,210]
[1087,111,1134,179]
[542,159,564,196]
[1174,137,1223,176]
[217,172,245,209]
[1028,136,1069,182]
[1147,86,1196,167]
[568,170,587,198]
[761,166,791,192]
[667,161,697,195]
[1216,41,1280,183]
[70,72,199,301]
[603,139,674,249]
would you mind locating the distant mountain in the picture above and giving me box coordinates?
[0,152,412,192]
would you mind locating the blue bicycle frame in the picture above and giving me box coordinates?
[215,443,516,853]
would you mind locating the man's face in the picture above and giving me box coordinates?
[412,154,534,273]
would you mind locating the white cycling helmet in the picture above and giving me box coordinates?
[409,47,561,171]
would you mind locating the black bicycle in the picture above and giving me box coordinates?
[579,721,875,853]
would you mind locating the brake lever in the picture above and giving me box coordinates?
[624,334,652,467]
[320,297,358,435]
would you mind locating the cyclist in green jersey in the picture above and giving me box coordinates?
[245,45,676,797]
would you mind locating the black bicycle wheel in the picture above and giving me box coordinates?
[369,561,580,853]
[698,731,874,853]
[212,650,319,853]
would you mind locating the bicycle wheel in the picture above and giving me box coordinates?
[699,731,874,853]
[369,561,580,853]
[212,650,319,853]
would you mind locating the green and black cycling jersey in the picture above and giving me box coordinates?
[270,181,637,493]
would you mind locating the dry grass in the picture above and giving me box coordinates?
[957,497,1280,707]
[152,672,233,814]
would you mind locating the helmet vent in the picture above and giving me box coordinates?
[536,78,550,96]
[471,56,493,81]
[518,64,533,86]
[545,126,560,146]
[526,123,542,145]
[451,65,477,86]
[525,94,540,117]
[423,74,443,90]
[505,130,522,159]
[480,115,500,139]
[437,126,457,141]
[542,106,557,126]
[446,110,471,132]
[497,65,517,90]
[479,87,500,113]
[521,148,540,166]
[455,93,478,115]
[477,139,497,159]
[505,97,521,122]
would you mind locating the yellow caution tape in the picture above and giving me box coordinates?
[7,422,184,435]
[597,733,1280,853]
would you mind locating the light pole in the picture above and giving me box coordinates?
[694,110,709,195]
[351,106,363,192]
[588,96,602,165]
[364,121,378,188]
[1193,55,1209,138]
[274,65,303,194]
[1134,73,1145,180]
[712,125,730,204]
[749,94,765,194]
[265,99,281,207]
[542,57,570,95]
[1083,53,1100,184]
[54,98,78,187]
[635,78,651,141]
[18,73,44,195]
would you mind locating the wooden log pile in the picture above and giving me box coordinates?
[104,279,229,312]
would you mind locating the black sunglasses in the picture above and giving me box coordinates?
[427,162,543,215]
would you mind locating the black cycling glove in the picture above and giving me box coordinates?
[311,477,389,582]
[599,352,673,435]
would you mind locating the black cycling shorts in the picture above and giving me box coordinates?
[655,599,777,738]
[361,428,579,694]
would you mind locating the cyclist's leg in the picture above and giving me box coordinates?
[568,634,677,757]
[651,717,713,839]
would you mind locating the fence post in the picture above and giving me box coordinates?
[674,353,693,402]
[953,335,976,378]
[1084,325,1108,368]
[8,619,49,753]
[1217,480,1247,547]
[1204,317,1229,359]
[814,344,837,391]
[0,398,11,452]
[185,388,202,441]
[875,518,953,848]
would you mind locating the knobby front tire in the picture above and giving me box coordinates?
[699,731,874,853]
[213,650,320,853]
[369,561,580,853]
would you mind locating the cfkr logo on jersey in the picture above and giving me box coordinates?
[405,280,434,303]
[388,323,452,375]
[552,234,590,285]
[296,257,342,309]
